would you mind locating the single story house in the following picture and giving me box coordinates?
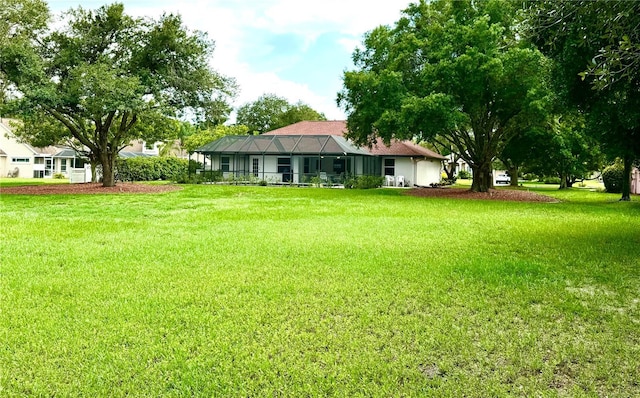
[1,119,81,179]
[1,118,159,179]
[194,121,446,186]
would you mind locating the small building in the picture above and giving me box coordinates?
[194,121,446,186]
[0,119,80,179]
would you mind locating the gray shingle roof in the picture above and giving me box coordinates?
[195,135,372,156]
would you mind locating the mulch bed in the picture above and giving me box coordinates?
[405,187,559,202]
[2,183,557,202]
[0,182,181,195]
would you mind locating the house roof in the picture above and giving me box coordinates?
[265,120,446,159]
[195,134,372,156]
[53,148,80,158]
[119,151,154,158]
[369,140,447,159]
[265,120,349,136]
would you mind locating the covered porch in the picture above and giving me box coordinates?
[193,135,378,184]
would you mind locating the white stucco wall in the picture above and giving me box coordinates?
[0,123,36,178]
[384,157,442,187]
[416,159,442,186]
[393,158,414,186]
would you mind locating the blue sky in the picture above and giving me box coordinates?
[46,0,413,121]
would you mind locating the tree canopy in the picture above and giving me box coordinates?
[338,0,551,192]
[236,93,326,135]
[526,0,640,200]
[183,124,249,153]
[0,2,237,186]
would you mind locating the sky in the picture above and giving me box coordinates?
[46,0,414,121]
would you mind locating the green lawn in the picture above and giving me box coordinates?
[1,184,638,396]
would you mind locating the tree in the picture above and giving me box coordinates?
[0,2,237,186]
[183,124,249,153]
[236,94,326,135]
[422,137,461,180]
[337,0,551,192]
[523,114,603,189]
[0,0,49,115]
[526,1,640,200]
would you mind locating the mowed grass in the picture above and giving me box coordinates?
[1,184,639,396]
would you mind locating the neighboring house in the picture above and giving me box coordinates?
[0,118,80,179]
[123,140,188,158]
[446,153,471,176]
[632,167,640,195]
[194,120,446,186]
[122,140,161,156]
[1,119,165,179]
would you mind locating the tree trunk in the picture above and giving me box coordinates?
[509,165,519,187]
[566,176,575,188]
[470,163,492,192]
[620,154,632,201]
[90,161,98,183]
[559,171,568,189]
[444,162,456,180]
[100,152,117,187]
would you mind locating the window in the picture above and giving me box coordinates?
[11,157,30,163]
[278,158,291,182]
[384,158,395,176]
[61,159,68,172]
[45,158,53,176]
[221,156,230,172]
[333,158,345,173]
[252,158,259,177]
[303,157,318,174]
[34,157,45,164]
[277,158,291,173]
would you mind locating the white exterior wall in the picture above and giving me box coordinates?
[0,123,36,178]
[632,168,640,195]
[416,159,442,186]
[392,158,413,186]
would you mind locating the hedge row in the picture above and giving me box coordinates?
[115,157,190,182]
[602,161,625,193]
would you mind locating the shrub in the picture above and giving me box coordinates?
[189,159,203,173]
[457,170,471,179]
[199,170,223,182]
[174,173,204,184]
[602,161,625,193]
[116,157,189,182]
[344,175,384,189]
[442,176,457,185]
[53,173,66,179]
[543,176,561,185]
[310,176,323,187]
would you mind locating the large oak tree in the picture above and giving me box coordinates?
[0,2,236,186]
[527,0,640,200]
[338,0,551,192]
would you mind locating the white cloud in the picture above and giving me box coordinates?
[49,0,413,122]
[230,65,343,121]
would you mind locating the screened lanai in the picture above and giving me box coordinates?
[194,134,378,183]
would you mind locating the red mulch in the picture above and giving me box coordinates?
[0,182,181,195]
[405,187,559,202]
